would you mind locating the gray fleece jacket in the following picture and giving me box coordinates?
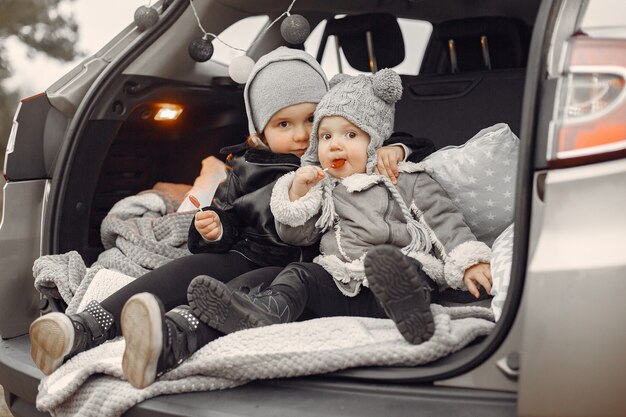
[270,162,491,296]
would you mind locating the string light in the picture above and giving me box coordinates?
[228,56,256,84]
[132,0,312,82]
[186,0,311,83]
[280,14,310,44]
[134,1,159,32]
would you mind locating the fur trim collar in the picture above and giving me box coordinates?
[340,173,385,192]
[397,161,426,174]
[336,166,425,192]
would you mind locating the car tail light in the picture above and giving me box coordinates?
[548,38,626,167]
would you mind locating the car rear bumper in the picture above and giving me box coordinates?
[0,335,516,417]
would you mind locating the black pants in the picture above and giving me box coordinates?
[187,263,387,350]
[246,262,486,323]
[101,252,265,337]
[271,262,387,320]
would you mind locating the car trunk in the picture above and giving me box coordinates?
[0,0,552,415]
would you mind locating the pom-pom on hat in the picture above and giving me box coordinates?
[244,47,329,145]
[302,68,403,173]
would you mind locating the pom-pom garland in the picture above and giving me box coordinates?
[228,55,256,84]
[186,0,311,83]
[280,14,310,44]
[188,37,214,62]
[134,5,159,32]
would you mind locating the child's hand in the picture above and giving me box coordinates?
[463,262,492,298]
[375,145,405,184]
[289,166,325,201]
[194,210,222,241]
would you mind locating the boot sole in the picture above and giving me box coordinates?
[121,293,164,389]
[188,276,271,334]
[364,245,435,344]
[29,313,74,375]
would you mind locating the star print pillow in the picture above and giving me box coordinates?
[422,123,519,246]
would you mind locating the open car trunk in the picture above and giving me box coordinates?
[0,0,553,415]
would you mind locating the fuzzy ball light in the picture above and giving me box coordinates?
[229,56,255,84]
[280,14,310,44]
[188,37,214,62]
[134,6,159,32]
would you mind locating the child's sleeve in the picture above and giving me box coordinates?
[383,132,436,163]
[187,166,243,254]
[270,172,323,247]
[410,172,491,291]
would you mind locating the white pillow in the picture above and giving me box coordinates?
[490,223,514,321]
[422,123,519,246]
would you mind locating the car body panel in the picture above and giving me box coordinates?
[518,159,626,417]
[0,180,47,338]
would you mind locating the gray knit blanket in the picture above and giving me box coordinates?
[31,187,495,417]
[33,190,194,314]
[36,305,495,417]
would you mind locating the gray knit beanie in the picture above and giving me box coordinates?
[302,68,403,174]
[244,47,329,144]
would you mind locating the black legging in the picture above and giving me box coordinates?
[101,252,260,336]
[240,262,485,323]
[270,262,387,320]
[188,261,484,349]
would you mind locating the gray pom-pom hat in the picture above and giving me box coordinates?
[244,47,330,146]
[301,68,403,174]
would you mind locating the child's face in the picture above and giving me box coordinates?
[262,103,316,157]
[317,116,371,178]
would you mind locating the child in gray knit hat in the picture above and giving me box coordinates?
[186,69,493,346]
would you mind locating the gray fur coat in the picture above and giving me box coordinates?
[270,162,491,296]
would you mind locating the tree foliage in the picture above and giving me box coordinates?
[0,0,80,169]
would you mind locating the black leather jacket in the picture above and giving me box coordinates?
[188,142,317,267]
[187,135,435,267]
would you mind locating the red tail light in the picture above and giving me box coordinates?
[548,38,626,167]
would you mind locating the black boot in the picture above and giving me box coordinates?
[29,300,116,375]
[364,245,436,344]
[121,293,200,388]
[187,275,292,334]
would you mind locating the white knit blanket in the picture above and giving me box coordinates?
[36,305,494,417]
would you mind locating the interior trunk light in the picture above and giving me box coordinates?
[548,38,626,167]
[154,104,183,121]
